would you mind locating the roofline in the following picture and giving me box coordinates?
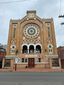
[27,10,36,14]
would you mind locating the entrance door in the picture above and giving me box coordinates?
[28,58,34,68]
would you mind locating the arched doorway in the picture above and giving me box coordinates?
[36,45,41,53]
[22,45,27,53]
[29,45,34,54]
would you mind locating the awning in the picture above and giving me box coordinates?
[46,55,58,57]
[5,56,16,58]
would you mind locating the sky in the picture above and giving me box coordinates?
[0,0,64,47]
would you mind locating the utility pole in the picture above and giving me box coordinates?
[58,15,64,25]
[15,49,18,71]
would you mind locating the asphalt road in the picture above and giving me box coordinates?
[0,72,64,85]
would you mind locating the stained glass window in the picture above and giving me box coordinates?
[48,28,50,37]
[11,45,15,54]
[11,50,15,53]
[13,29,16,38]
[48,45,52,53]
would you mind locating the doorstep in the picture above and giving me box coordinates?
[3,67,11,69]
[52,67,61,69]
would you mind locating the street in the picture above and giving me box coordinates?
[0,72,64,85]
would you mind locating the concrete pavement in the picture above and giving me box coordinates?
[0,72,64,85]
[0,68,64,72]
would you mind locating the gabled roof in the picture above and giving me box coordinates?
[10,13,53,24]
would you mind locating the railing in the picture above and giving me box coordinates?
[21,53,42,54]
[22,49,42,54]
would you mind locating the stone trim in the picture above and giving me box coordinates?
[14,63,28,64]
[21,43,42,50]
[46,55,58,57]
[6,56,16,57]
[20,20,43,33]
[10,45,16,49]
[35,62,49,64]
[47,44,53,48]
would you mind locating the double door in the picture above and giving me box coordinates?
[28,58,34,68]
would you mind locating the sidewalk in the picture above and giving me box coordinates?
[0,68,64,72]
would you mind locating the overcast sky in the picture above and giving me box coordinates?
[0,0,64,47]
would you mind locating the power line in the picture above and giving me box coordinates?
[0,0,29,4]
[57,30,64,45]
[58,0,64,25]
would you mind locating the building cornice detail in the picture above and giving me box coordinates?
[35,15,43,23]
[10,15,53,24]
[19,16,27,24]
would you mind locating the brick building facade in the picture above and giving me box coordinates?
[2,11,61,69]
[57,46,64,68]
[0,45,6,68]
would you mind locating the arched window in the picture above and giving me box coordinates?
[11,45,16,54]
[13,29,16,38]
[36,45,41,53]
[22,45,27,54]
[48,28,50,37]
[29,45,34,54]
[48,45,53,53]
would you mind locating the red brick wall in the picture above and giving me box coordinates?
[57,47,64,59]
[0,51,6,59]
[61,60,64,68]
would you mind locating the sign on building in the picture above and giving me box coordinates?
[15,58,21,63]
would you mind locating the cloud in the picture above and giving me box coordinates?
[0,0,64,48]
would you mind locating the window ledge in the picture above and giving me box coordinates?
[35,62,49,64]
[14,63,28,64]
[11,53,15,54]
[49,52,53,54]
[21,53,42,54]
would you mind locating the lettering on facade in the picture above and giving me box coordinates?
[25,55,37,57]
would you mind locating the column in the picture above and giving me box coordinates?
[34,49,36,54]
[21,49,22,54]
[41,49,42,53]
[49,58,52,68]
[28,49,29,54]
[11,59,14,69]
[59,58,61,68]
[2,58,5,68]
[21,49,23,54]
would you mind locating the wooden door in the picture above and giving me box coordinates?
[28,58,34,68]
